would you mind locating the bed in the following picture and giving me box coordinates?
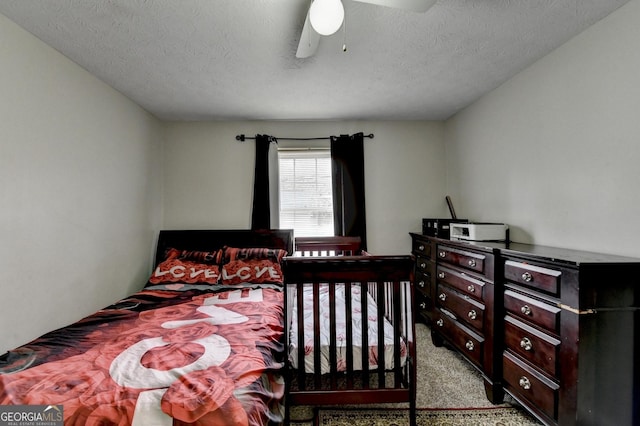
[0,229,294,426]
[0,230,416,426]
[283,239,416,426]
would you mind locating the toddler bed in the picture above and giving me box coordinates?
[283,248,416,426]
[0,229,294,426]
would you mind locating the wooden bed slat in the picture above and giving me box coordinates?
[345,282,354,389]
[393,281,403,388]
[360,282,370,389]
[377,281,386,386]
[296,284,306,391]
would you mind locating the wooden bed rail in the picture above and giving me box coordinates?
[294,236,362,256]
[284,255,410,281]
[282,255,416,424]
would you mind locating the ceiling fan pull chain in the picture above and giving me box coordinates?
[308,0,314,47]
[342,8,347,52]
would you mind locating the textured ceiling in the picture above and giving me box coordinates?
[0,0,630,121]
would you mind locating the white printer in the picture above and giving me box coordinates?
[449,223,509,242]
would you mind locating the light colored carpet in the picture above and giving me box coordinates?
[317,407,540,425]
[289,323,541,424]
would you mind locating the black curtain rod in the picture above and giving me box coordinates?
[235,133,374,142]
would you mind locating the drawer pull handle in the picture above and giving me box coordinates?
[419,302,427,309]
[522,272,533,282]
[519,376,532,390]
[420,262,427,269]
[439,293,447,302]
[439,251,446,258]
[468,259,476,267]
[467,285,475,293]
[418,244,425,251]
[436,319,444,327]
[520,337,533,351]
[521,305,532,316]
[468,309,477,320]
[418,280,425,288]
[438,272,445,279]
[465,340,475,351]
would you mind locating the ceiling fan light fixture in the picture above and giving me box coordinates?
[309,0,345,36]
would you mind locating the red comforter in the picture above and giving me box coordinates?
[0,284,285,425]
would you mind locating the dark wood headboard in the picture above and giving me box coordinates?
[154,229,294,266]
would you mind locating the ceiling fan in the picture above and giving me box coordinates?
[296,0,437,58]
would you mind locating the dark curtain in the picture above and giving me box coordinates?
[251,134,274,230]
[331,132,367,250]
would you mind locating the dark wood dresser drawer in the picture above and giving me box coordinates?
[433,310,484,367]
[436,245,486,274]
[412,238,431,257]
[415,255,433,275]
[436,284,485,332]
[504,315,560,377]
[504,289,561,334]
[503,351,559,422]
[437,265,485,301]
[504,260,561,295]
[415,291,431,319]
[414,269,430,294]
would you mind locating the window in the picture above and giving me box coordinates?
[278,149,334,237]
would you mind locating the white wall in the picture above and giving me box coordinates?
[162,120,446,254]
[0,14,164,352]
[445,0,640,257]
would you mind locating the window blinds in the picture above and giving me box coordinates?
[278,149,334,237]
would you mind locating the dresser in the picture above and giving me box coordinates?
[410,233,640,425]
[410,233,503,403]
[498,243,640,426]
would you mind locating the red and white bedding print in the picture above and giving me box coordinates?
[0,285,285,425]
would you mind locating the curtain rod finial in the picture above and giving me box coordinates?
[236,134,246,142]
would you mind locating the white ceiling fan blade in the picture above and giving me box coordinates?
[353,0,437,13]
[296,9,321,58]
